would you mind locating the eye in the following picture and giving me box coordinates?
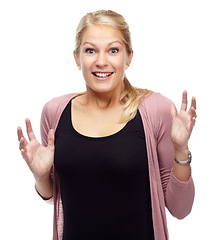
[109,48,119,54]
[85,48,95,54]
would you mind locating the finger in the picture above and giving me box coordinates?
[170,103,177,120]
[191,96,196,110]
[180,90,188,111]
[25,118,36,141]
[17,126,24,141]
[190,115,196,131]
[47,129,55,151]
[188,106,197,131]
[20,149,27,159]
[191,106,197,118]
[188,104,197,118]
[20,148,31,164]
[19,138,32,165]
[19,137,28,151]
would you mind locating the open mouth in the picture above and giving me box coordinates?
[92,72,113,78]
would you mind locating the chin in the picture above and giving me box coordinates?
[86,77,124,95]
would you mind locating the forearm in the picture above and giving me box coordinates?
[165,168,195,219]
[172,147,191,182]
[35,172,53,200]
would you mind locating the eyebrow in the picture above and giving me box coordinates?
[82,41,123,47]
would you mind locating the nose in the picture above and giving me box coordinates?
[95,52,108,68]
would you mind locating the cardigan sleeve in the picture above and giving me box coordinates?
[38,100,55,203]
[39,94,75,205]
[40,100,51,147]
[155,94,195,219]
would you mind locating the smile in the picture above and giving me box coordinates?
[92,72,113,78]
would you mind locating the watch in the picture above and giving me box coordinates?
[174,151,192,165]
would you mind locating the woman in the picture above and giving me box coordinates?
[17,10,197,240]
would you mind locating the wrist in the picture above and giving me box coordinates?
[34,171,52,186]
[173,146,192,182]
[175,151,192,165]
[35,172,53,200]
[174,145,189,161]
[173,160,191,182]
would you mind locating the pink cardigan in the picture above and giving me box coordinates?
[40,92,195,240]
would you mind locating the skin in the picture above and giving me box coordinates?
[17,25,197,199]
[72,25,133,137]
[171,90,197,182]
[17,120,54,199]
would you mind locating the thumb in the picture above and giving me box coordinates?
[47,129,55,150]
[170,103,177,121]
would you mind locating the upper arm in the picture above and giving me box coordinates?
[155,96,174,196]
[40,101,51,147]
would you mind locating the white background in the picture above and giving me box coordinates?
[1,0,215,239]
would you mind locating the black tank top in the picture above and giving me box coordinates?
[54,100,154,240]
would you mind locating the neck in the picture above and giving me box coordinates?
[85,85,124,109]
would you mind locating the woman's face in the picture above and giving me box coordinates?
[74,25,133,94]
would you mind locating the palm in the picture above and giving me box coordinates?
[170,91,197,151]
[25,139,54,179]
[18,119,54,181]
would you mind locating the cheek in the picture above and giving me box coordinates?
[80,58,94,85]
[116,62,127,76]
[80,58,92,77]
[80,56,88,69]
[112,56,127,71]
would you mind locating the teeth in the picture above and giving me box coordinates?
[94,72,112,77]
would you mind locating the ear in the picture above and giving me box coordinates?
[73,50,81,70]
[126,50,133,69]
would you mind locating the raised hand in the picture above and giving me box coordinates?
[170,90,197,152]
[17,118,55,182]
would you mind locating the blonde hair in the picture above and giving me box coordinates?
[75,10,151,122]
